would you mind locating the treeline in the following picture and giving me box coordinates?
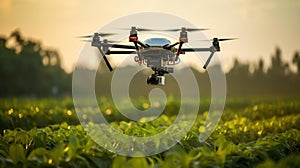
[0,30,71,97]
[226,48,300,96]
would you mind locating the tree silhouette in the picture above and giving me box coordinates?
[268,47,291,75]
[257,58,264,74]
[293,51,300,74]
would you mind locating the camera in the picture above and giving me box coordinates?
[147,74,165,85]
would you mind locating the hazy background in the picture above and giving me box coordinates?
[0,0,300,97]
[1,0,300,72]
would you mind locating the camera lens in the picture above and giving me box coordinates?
[147,75,165,85]
[147,75,159,85]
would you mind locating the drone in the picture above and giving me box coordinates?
[79,27,236,85]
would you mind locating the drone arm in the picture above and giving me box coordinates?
[137,40,148,48]
[105,50,136,55]
[175,42,184,61]
[132,41,143,63]
[107,44,136,49]
[164,42,180,50]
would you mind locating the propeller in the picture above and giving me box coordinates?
[76,32,116,38]
[80,39,119,43]
[161,28,208,32]
[120,27,208,32]
[199,38,238,42]
[120,27,156,32]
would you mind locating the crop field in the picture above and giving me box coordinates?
[0,97,300,167]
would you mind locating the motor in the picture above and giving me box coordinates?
[147,74,165,85]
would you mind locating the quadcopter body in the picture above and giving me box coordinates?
[80,27,235,85]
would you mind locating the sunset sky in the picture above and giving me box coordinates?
[1,0,300,72]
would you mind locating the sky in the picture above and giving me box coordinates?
[0,0,300,72]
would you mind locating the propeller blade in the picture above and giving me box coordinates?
[81,40,92,42]
[198,38,238,42]
[161,28,180,32]
[98,33,116,37]
[77,35,93,38]
[160,28,208,32]
[218,38,238,41]
[186,28,208,32]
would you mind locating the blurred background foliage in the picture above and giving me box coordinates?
[0,30,71,97]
